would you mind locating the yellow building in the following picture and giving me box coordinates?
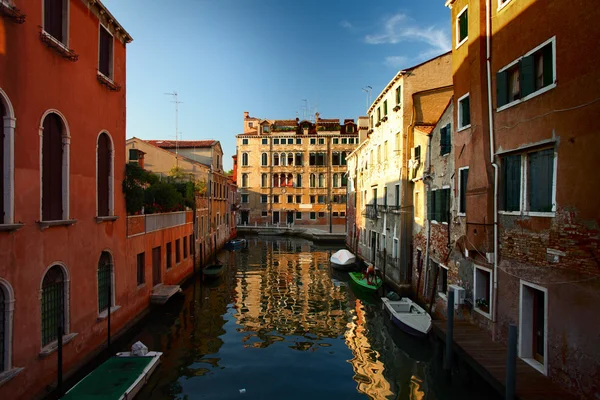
[236,112,359,227]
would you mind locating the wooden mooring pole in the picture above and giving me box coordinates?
[444,290,454,371]
[506,324,518,400]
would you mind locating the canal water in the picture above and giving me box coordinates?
[126,236,500,400]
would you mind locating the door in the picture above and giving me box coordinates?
[287,211,294,224]
[152,246,161,286]
[533,289,545,363]
[371,231,377,264]
[272,211,280,224]
[241,211,249,225]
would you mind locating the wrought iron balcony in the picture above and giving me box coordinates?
[363,204,378,220]
[377,204,387,213]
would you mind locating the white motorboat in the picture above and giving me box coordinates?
[330,249,356,269]
[381,297,432,338]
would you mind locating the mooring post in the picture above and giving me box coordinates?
[506,324,518,400]
[444,290,455,371]
[57,323,63,396]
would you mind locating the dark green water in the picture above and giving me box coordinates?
[127,237,500,400]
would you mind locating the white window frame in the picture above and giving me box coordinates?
[241,194,248,203]
[241,173,248,188]
[241,153,249,166]
[437,263,449,300]
[96,251,118,319]
[260,195,268,203]
[457,166,469,216]
[518,280,548,375]
[261,153,268,166]
[309,212,316,220]
[498,0,513,12]
[0,88,16,225]
[42,0,70,47]
[39,262,75,354]
[496,37,557,112]
[473,265,492,319]
[261,138,268,145]
[457,92,471,131]
[296,212,302,220]
[96,131,115,217]
[97,23,114,81]
[242,138,248,145]
[455,5,468,49]
[0,278,21,380]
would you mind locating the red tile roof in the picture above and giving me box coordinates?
[273,120,297,126]
[414,125,435,134]
[146,140,216,149]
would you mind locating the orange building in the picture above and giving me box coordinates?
[0,0,136,398]
[445,0,600,397]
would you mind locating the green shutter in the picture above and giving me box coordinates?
[427,190,432,220]
[528,149,554,212]
[542,43,554,87]
[462,96,470,126]
[434,190,441,222]
[497,70,508,107]
[460,169,468,213]
[439,126,447,155]
[503,155,521,211]
[520,55,535,97]
[459,11,468,42]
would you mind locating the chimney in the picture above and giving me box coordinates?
[243,111,249,119]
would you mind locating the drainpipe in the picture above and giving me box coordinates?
[423,131,433,298]
[485,0,500,333]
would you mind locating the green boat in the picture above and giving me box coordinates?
[348,271,382,292]
[62,351,162,400]
[204,263,224,278]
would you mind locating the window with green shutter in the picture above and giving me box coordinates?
[528,149,554,212]
[396,85,402,105]
[458,94,470,128]
[501,155,522,211]
[459,168,469,214]
[384,100,388,116]
[440,123,452,155]
[457,7,468,44]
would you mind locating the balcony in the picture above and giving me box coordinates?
[363,204,378,220]
[127,211,190,237]
[377,204,388,213]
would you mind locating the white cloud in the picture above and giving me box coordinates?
[384,56,409,68]
[339,20,353,29]
[365,13,451,56]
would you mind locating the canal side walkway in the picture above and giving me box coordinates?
[236,224,347,243]
[432,320,577,400]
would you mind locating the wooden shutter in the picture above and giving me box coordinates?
[434,190,441,221]
[502,155,521,211]
[97,133,110,217]
[462,96,470,126]
[496,70,508,108]
[528,149,553,212]
[460,169,469,213]
[44,0,63,42]
[99,26,112,77]
[439,126,447,155]
[427,190,432,220]
[0,101,4,224]
[415,145,421,161]
[459,11,468,41]
[42,114,63,221]
[542,44,554,87]
[520,55,535,98]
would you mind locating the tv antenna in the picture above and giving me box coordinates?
[164,91,183,164]
[362,86,372,113]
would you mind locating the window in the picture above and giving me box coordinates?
[413,145,421,162]
[310,195,316,204]
[318,138,325,145]
[272,195,279,204]
[318,173,325,188]
[296,195,301,203]
[440,123,452,155]
[248,122,254,128]
[428,188,451,223]
[286,138,292,144]
[261,195,268,203]
[241,174,248,188]
[189,235,194,256]
[175,239,181,263]
[370,115,373,129]
[310,212,316,220]
[42,112,68,221]
[310,138,316,145]
[41,265,67,347]
[97,252,113,313]
[383,186,388,207]
[136,253,145,285]
[263,125,270,133]
[280,153,287,166]
[501,149,555,213]
[318,195,325,204]
[261,153,268,166]
[437,264,448,296]
[242,139,249,145]
[296,212,302,219]
[332,152,340,166]
[396,85,402,105]
[296,138,302,145]
[456,5,468,47]
[44,0,67,44]
[377,107,381,122]
[296,173,302,187]
[395,184,400,207]
[261,211,268,217]
[333,174,339,188]
[273,139,279,145]
[497,39,555,109]
[262,138,268,145]
[333,138,339,144]
[458,93,471,129]
[98,25,113,78]
[347,125,354,133]
[183,236,188,259]
[318,212,325,218]
[295,153,302,165]
[333,212,338,217]
[241,153,248,166]
[383,100,388,116]
[310,174,316,188]
[341,152,347,166]
[287,195,293,203]
[458,167,469,215]
[261,174,267,188]
[474,266,492,316]
[97,132,113,217]
[288,153,294,166]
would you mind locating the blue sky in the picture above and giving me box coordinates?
[103,0,451,170]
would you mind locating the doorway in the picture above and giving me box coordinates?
[519,282,547,374]
[272,211,280,224]
[287,211,294,224]
[241,211,249,225]
[371,231,377,264]
[152,246,161,286]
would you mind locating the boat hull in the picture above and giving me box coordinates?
[382,298,431,338]
[348,272,382,292]
[224,239,247,250]
[389,313,428,338]
[204,264,224,278]
[330,261,357,271]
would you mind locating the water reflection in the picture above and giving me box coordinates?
[126,237,499,400]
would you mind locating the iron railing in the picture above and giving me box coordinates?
[41,266,64,346]
[364,204,378,220]
[98,261,111,313]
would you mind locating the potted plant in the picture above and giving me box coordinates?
[476,298,489,313]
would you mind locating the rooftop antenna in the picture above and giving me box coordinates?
[301,99,308,120]
[164,91,183,165]
[362,86,372,113]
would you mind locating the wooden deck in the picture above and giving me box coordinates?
[150,284,181,305]
[432,320,577,400]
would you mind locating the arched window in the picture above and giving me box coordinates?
[0,90,14,225]
[261,153,268,166]
[281,153,286,166]
[273,173,279,187]
[287,153,294,166]
[273,153,279,166]
[318,173,325,188]
[333,173,339,188]
[241,173,248,188]
[41,265,67,346]
[287,174,293,187]
[310,173,316,188]
[97,132,113,217]
[341,152,347,166]
[261,173,268,187]
[341,174,348,187]
[296,174,302,188]
[98,252,114,314]
[41,112,69,221]
[0,279,15,373]
[279,174,285,187]
[242,153,249,166]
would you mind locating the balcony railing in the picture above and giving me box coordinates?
[127,211,190,237]
[363,204,378,220]
[377,204,388,213]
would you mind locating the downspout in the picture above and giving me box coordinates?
[423,131,433,298]
[485,0,500,333]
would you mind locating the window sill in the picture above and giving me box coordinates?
[0,367,24,387]
[97,71,121,92]
[96,216,119,223]
[474,307,492,319]
[521,357,546,375]
[457,124,471,133]
[456,37,468,49]
[496,83,556,112]
[39,30,78,61]
[497,0,512,12]
[37,219,78,230]
[0,223,24,232]
[0,1,25,23]
[97,305,121,321]
[137,283,146,291]
[498,211,555,218]
[438,292,448,301]
[39,333,78,358]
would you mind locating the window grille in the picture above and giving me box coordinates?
[41,266,65,346]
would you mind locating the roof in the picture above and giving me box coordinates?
[414,125,435,135]
[273,120,297,126]
[93,1,133,43]
[146,140,217,149]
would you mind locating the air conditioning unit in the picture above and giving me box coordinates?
[448,285,465,306]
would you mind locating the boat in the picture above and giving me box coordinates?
[348,271,382,292]
[330,249,357,270]
[381,297,432,338]
[203,263,224,278]
[224,238,247,250]
[62,345,162,400]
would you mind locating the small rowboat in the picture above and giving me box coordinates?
[203,263,224,278]
[348,271,382,292]
[224,238,247,250]
[330,249,356,270]
[382,297,432,338]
